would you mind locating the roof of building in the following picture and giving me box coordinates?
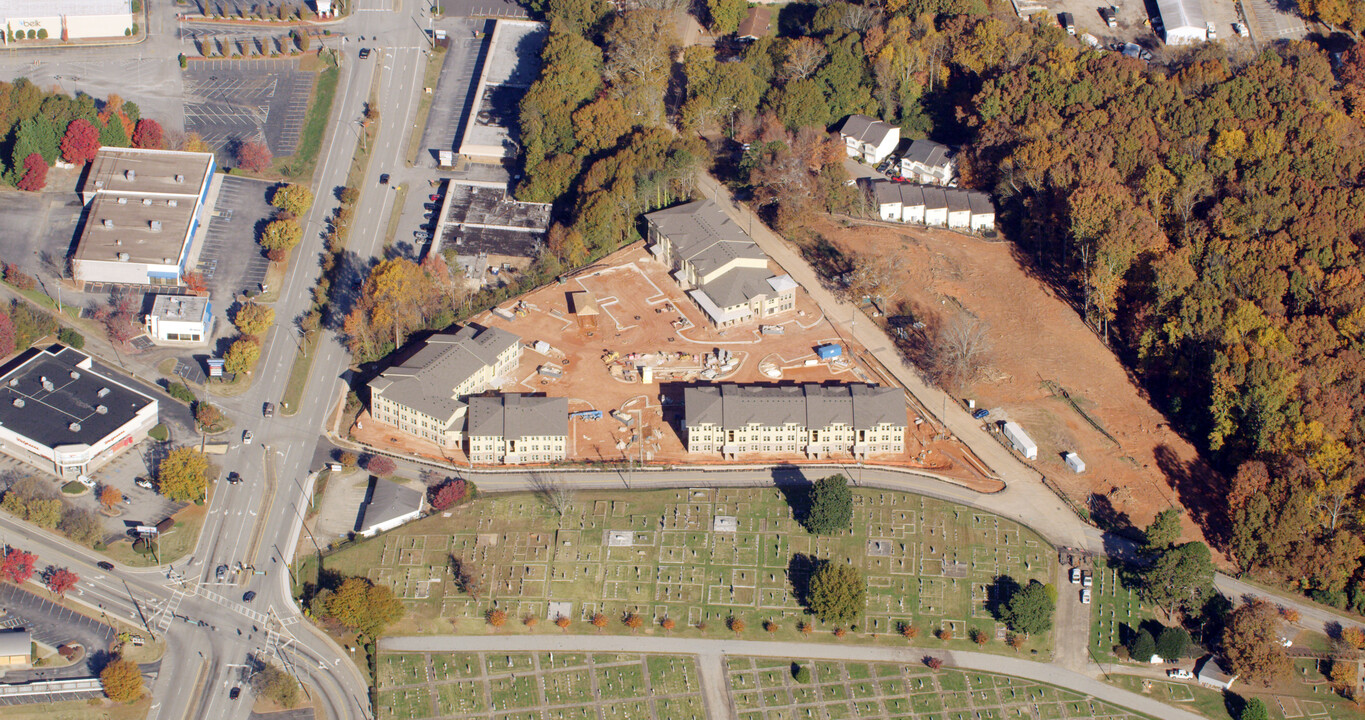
[967,191,994,215]
[84,147,213,199]
[74,193,199,266]
[874,181,904,205]
[946,189,970,213]
[357,477,424,533]
[569,292,600,316]
[368,325,520,422]
[646,200,767,277]
[457,20,546,158]
[0,0,129,15]
[1156,0,1205,32]
[698,265,777,310]
[466,393,568,440]
[440,225,544,263]
[437,183,549,263]
[737,6,771,38]
[1197,657,1237,686]
[903,139,950,168]
[0,629,29,658]
[684,383,905,430]
[149,294,210,321]
[0,347,156,451]
[922,186,948,211]
[838,115,898,148]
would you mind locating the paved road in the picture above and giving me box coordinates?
[383,635,1203,720]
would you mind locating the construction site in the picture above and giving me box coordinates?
[350,244,992,481]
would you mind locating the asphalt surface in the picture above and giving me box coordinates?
[0,582,116,677]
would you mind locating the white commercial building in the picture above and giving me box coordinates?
[355,477,424,537]
[0,346,158,480]
[1156,0,1208,44]
[145,294,213,345]
[456,20,546,164]
[1,0,133,41]
[71,148,217,287]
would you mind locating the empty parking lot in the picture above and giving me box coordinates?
[196,175,273,302]
[184,59,316,156]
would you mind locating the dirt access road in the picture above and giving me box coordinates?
[805,214,1213,544]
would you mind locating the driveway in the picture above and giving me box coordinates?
[384,635,1206,720]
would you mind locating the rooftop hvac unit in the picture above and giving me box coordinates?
[125,169,135,180]
[174,174,184,183]
[103,219,113,228]
[69,371,80,380]
[117,253,130,261]
[11,398,22,408]
[68,422,81,432]
[7,379,16,387]
[117,197,127,204]
[168,199,177,207]
[96,405,107,415]
[150,220,162,232]
[42,380,54,392]
[97,388,109,397]
[94,180,105,188]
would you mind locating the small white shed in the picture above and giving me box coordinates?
[1064,452,1086,473]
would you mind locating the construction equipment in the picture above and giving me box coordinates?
[570,410,603,421]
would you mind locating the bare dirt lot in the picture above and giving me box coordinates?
[353,243,990,484]
[807,216,1212,541]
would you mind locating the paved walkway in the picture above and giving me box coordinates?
[383,635,1204,720]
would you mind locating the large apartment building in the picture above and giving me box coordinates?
[368,325,522,449]
[644,200,797,328]
[684,383,906,460]
[467,393,568,464]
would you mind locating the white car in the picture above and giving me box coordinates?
[242,430,253,445]
[1206,21,1217,39]
[135,478,153,489]
[1080,588,1092,604]
[1069,567,1082,584]
[1167,668,1194,679]
[1278,636,1293,647]
[1082,572,1093,587]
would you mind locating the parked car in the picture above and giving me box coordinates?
[1206,21,1217,39]
[423,202,439,210]
[1070,567,1082,584]
[1101,5,1117,27]
[97,561,115,571]
[243,591,257,602]
[358,47,370,59]
[1233,21,1249,37]
[1059,12,1076,34]
[972,408,989,420]
[242,430,253,445]
[415,231,432,240]
[1167,668,1193,679]
[1081,571,1093,587]
[122,495,131,505]
[429,194,441,201]
[1278,636,1293,647]
[135,478,153,489]
[1080,588,1092,604]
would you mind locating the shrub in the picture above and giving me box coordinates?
[793,664,811,683]
[58,328,84,349]
[167,383,196,404]
[428,479,468,510]
[366,455,396,476]
[37,28,47,39]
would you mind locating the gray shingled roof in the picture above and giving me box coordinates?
[685,384,904,431]
[645,200,767,278]
[946,189,970,213]
[873,181,903,205]
[467,394,568,440]
[839,115,896,148]
[356,477,424,533]
[967,191,994,214]
[899,184,925,207]
[700,266,777,309]
[922,186,948,211]
[368,325,520,420]
[903,139,950,167]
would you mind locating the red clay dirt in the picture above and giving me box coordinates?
[351,243,997,490]
[807,216,1215,543]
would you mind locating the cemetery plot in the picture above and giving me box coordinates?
[727,657,1148,720]
[326,487,1052,649]
[1088,558,1155,660]
[377,652,704,720]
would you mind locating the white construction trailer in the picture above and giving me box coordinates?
[1002,421,1038,460]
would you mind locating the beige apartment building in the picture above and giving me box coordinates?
[467,394,568,465]
[368,325,522,448]
[684,383,906,459]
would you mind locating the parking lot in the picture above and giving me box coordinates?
[194,176,273,304]
[419,23,487,164]
[1016,0,1253,50]
[0,582,117,682]
[0,191,86,280]
[184,59,317,156]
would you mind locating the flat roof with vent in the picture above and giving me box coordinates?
[83,147,214,200]
[0,347,155,449]
[73,193,199,266]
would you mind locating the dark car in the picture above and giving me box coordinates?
[97,561,115,571]
[216,564,228,582]
[227,472,241,485]
[229,687,241,700]
[358,47,370,59]
[263,402,275,418]
[379,173,390,185]
[972,408,989,420]
[423,202,439,210]
[243,590,257,602]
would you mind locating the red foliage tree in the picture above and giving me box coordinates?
[60,119,101,164]
[16,153,47,192]
[131,119,165,150]
[182,271,208,294]
[0,312,15,359]
[1,549,37,584]
[46,568,78,598]
[366,455,396,476]
[429,479,468,510]
[235,140,273,173]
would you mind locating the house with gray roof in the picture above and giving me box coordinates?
[356,477,425,537]
[467,393,568,464]
[869,180,994,232]
[368,325,522,449]
[900,139,953,185]
[0,629,30,669]
[644,200,798,328]
[684,383,906,459]
[838,114,900,164]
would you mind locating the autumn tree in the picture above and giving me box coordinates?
[101,658,144,702]
[99,485,123,510]
[485,608,507,628]
[233,302,275,337]
[900,622,919,640]
[807,561,865,625]
[60,118,101,164]
[313,576,404,637]
[555,615,571,631]
[157,447,209,502]
[253,663,301,708]
[366,455,396,476]
[602,11,677,127]
[271,183,313,217]
[259,219,302,254]
[591,613,608,631]
[429,479,469,510]
[728,617,745,633]
[345,258,447,360]
[661,617,676,633]
[224,336,262,375]
[131,118,164,149]
[0,548,36,584]
[449,557,483,600]
[16,152,46,191]
[235,139,272,172]
[624,613,643,632]
[1223,599,1291,687]
[194,401,224,431]
[45,567,78,598]
[930,313,992,391]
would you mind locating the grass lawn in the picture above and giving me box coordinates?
[384,183,408,246]
[103,489,210,566]
[254,260,287,303]
[318,487,1055,656]
[0,697,152,720]
[281,64,340,182]
[281,333,317,416]
[1090,557,1155,660]
[405,46,447,166]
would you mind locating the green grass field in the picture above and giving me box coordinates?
[731,657,1148,720]
[282,64,339,182]
[320,487,1054,654]
[378,652,703,720]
